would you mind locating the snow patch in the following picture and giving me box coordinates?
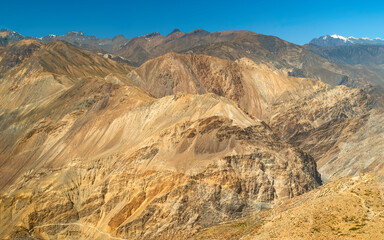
[330,34,348,42]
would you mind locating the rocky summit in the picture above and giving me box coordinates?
[0,28,383,239]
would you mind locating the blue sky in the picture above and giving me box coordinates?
[1,0,384,44]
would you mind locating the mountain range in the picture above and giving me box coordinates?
[309,34,384,47]
[4,28,384,88]
[0,28,383,239]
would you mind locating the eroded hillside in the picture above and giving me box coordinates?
[0,40,322,239]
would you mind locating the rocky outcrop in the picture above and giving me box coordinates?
[269,85,374,181]
[319,111,384,180]
[189,173,384,240]
[0,88,321,239]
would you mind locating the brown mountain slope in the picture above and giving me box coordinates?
[191,173,384,240]
[0,32,382,240]
[126,52,377,180]
[269,86,374,181]
[0,89,321,239]
[117,29,210,66]
[0,40,133,109]
[178,31,371,88]
[0,40,322,239]
[248,173,384,240]
[127,53,324,119]
[318,110,384,180]
[3,30,382,92]
[116,29,371,89]
[0,40,132,79]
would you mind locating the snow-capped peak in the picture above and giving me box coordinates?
[311,34,384,46]
[329,34,348,42]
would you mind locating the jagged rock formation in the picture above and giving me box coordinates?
[319,111,384,180]
[269,85,374,181]
[0,93,322,239]
[0,40,322,239]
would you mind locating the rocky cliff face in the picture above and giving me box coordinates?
[318,111,384,180]
[188,173,384,240]
[269,85,374,181]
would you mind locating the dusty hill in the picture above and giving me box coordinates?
[0,40,132,79]
[0,90,322,239]
[126,52,377,181]
[117,29,384,112]
[0,31,383,240]
[190,173,384,240]
[128,52,324,119]
[116,29,210,66]
[318,110,384,180]
[248,172,384,240]
[0,39,322,239]
[0,40,133,109]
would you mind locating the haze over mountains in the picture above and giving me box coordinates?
[0,28,383,239]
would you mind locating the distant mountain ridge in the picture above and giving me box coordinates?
[0,29,374,89]
[310,34,384,46]
[3,29,384,89]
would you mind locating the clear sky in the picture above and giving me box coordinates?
[1,0,384,44]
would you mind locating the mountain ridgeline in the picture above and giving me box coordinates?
[0,29,382,88]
